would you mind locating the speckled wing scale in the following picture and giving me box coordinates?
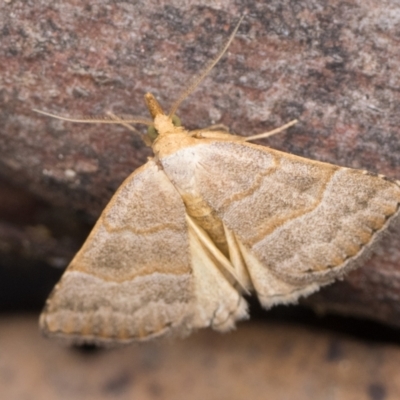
[38,17,400,345]
[40,159,248,345]
[40,161,193,344]
[159,137,400,308]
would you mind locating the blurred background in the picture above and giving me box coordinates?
[1,1,400,399]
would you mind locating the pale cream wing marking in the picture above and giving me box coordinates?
[40,160,194,345]
[226,223,322,308]
[186,215,248,331]
[162,140,400,302]
[223,223,253,291]
[185,214,249,291]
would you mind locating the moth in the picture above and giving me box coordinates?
[37,18,400,346]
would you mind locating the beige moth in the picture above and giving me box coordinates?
[36,18,400,346]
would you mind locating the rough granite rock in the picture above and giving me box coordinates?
[1,1,400,326]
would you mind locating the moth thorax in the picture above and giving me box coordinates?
[154,114,180,136]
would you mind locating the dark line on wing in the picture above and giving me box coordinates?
[219,157,280,210]
[101,215,184,235]
[247,162,336,244]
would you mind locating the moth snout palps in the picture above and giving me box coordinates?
[35,18,400,346]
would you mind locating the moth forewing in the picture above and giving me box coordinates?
[156,135,400,298]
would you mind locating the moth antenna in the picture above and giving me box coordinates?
[244,119,298,141]
[168,15,244,118]
[105,112,153,146]
[33,109,153,127]
[105,112,143,133]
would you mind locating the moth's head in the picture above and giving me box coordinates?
[145,93,182,142]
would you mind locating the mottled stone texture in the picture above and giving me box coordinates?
[1,0,400,328]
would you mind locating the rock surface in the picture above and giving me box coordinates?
[1,1,400,327]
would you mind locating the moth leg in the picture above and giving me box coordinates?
[106,112,152,146]
[203,123,230,132]
[245,119,298,141]
[189,124,230,138]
